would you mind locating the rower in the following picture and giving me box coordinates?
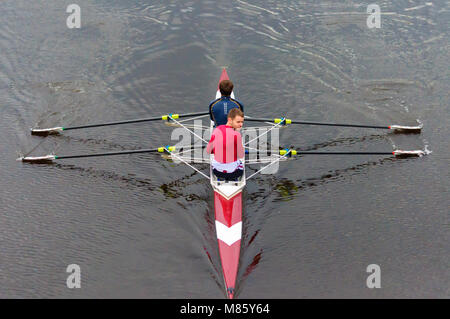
[209,80,244,127]
[206,108,245,181]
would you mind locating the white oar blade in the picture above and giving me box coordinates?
[18,155,56,163]
[393,150,426,157]
[390,124,423,133]
[31,127,63,136]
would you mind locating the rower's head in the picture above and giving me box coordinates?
[226,108,244,131]
[219,80,233,96]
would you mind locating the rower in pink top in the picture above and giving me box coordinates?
[206,108,245,180]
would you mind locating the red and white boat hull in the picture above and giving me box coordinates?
[210,68,245,299]
[214,192,242,299]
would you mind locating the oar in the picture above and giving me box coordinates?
[270,149,426,158]
[31,111,210,136]
[244,117,422,133]
[17,144,208,163]
[18,146,180,163]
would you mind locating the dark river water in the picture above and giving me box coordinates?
[0,0,448,298]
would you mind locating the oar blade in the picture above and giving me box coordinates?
[18,155,56,163]
[31,127,63,136]
[390,124,423,134]
[393,150,426,158]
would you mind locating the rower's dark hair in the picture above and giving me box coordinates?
[219,80,233,96]
[227,108,244,119]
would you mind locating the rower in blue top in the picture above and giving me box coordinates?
[209,79,244,127]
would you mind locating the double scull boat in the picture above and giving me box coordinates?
[20,68,425,298]
[210,68,245,299]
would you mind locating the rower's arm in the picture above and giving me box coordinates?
[206,133,215,154]
[239,101,244,113]
[209,100,216,121]
[231,98,244,113]
[236,134,245,158]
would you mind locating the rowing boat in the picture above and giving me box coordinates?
[21,68,426,298]
[210,68,245,299]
